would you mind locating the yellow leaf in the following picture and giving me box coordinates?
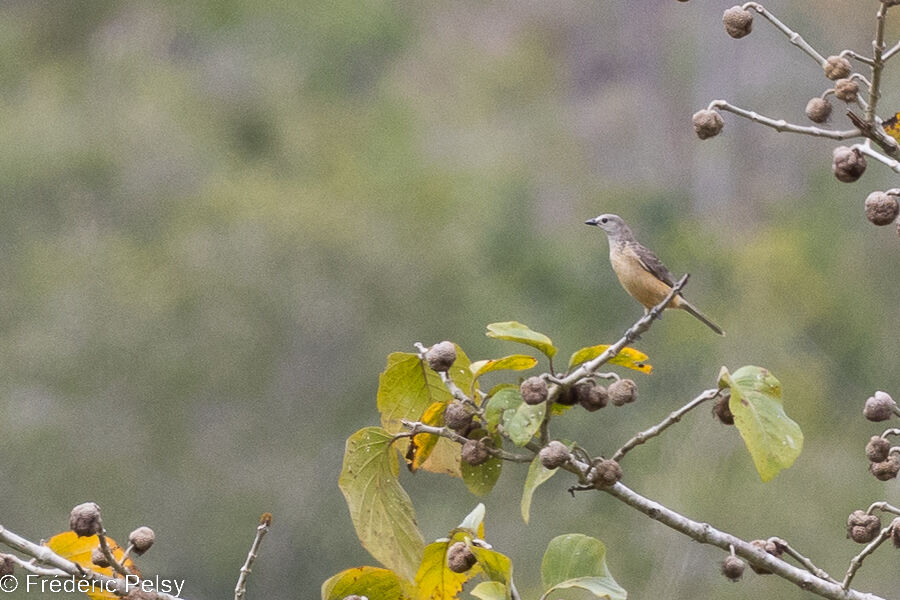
[45,532,138,600]
[470,355,537,380]
[567,345,651,374]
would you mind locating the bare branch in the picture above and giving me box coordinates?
[841,49,876,67]
[555,274,689,396]
[866,501,900,516]
[611,388,719,462]
[883,39,900,61]
[865,1,890,122]
[709,100,861,140]
[841,522,894,590]
[96,527,130,578]
[767,537,837,584]
[234,513,272,600]
[741,3,827,66]
[602,483,885,600]
[854,141,900,174]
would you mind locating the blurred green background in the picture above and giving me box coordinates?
[1,1,900,599]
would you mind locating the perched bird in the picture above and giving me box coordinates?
[585,214,724,335]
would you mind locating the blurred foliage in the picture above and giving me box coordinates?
[0,1,899,599]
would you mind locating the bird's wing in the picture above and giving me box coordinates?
[630,242,676,287]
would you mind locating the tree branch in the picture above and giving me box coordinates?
[709,100,861,140]
[234,513,272,600]
[611,388,719,462]
[602,483,885,600]
[741,3,827,66]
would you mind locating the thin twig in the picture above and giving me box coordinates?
[841,522,893,590]
[841,49,876,67]
[234,513,272,600]
[399,420,533,462]
[96,529,130,577]
[2,553,67,577]
[865,1,889,123]
[866,501,900,516]
[741,2,827,66]
[767,537,837,584]
[854,141,900,174]
[709,100,861,140]
[611,388,719,462]
[883,39,900,61]
[551,274,689,401]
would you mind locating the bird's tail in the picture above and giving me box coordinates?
[679,299,725,336]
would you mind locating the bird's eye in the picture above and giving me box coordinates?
[600,217,608,224]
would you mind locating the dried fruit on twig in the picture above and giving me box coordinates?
[723,6,753,38]
[539,441,570,469]
[693,109,724,139]
[447,541,477,573]
[721,555,745,581]
[520,376,549,405]
[832,146,867,183]
[805,97,832,123]
[864,391,896,422]
[865,192,899,226]
[426,341,456,372]
[847,510,882,544]
[834,78,859,103]
[824,56,852,80]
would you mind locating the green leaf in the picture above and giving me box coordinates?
[567,344,652,374]
[520,453,559,523]
[541,534,626,600]
[470,581,507,600]
[470,545,513,588]
[470,354,538,379]
[505,396,546,447]
[339,427,425,582]
[462,436,503,496]
[719,366,803,482]
[321,566,409,600]
[377,349,472,477]
[486,321,557,358]
[414,540,473,600]
[377,347,474,434]
[541,577,627,600]
[484,387,521,432]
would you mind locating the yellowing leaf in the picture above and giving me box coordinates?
[406,401,445,472]
[414,540,473,600]
[485,322,557,358]
[377,347,474,434]
[719,366,803,482]
[378,348,471,477]
[45,532,138,600]
[321,566,410,600]
[568,345,651,374]
[470,355,538,379]
[339,427,425,582]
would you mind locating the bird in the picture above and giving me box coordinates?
[585,213,724,335]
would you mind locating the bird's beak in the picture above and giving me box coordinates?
[585,218,599,226]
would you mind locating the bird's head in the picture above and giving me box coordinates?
[585,213,629,238]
